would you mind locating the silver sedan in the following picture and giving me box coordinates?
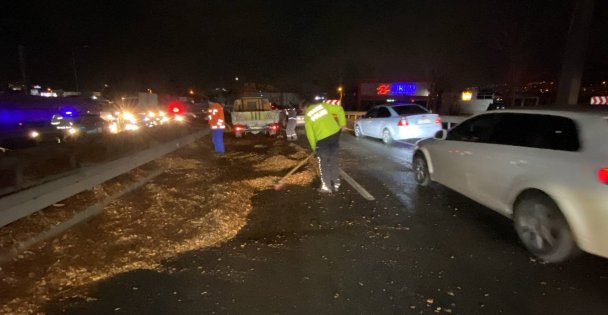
[354,104,442,143]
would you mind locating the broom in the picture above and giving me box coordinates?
[272,152,315,190]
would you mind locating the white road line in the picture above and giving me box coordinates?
[339,168,375,201]
[395,140,416,147]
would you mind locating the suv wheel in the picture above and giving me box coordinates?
[413,154,431,186]
[354,125,362,137]
[382,129,393,144]
[513,193,578,263]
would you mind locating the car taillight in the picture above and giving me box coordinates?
[234,125,245,131]
[397,118,409,126]
[435,117,442,124]
[598,168,608,185]
[270,123,280,130]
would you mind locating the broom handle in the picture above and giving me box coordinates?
[277,152,314,183]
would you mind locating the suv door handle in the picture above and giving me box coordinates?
[509,160,528,166]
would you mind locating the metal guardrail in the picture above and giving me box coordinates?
[441,115,467,128]
[0,130,208,228]
[345,111,366,120]
[0,170,164,263]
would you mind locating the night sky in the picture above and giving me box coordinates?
[1,0,606,95]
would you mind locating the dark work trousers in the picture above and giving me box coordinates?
[315,131,341,190]
[211,129,225,153]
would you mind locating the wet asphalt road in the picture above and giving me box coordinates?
[46,131,608,315]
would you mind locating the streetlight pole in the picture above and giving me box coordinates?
[71,46,79,92]
[556,0,594,105]
[18,45,28,95]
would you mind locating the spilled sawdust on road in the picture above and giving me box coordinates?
[0,139,315,314]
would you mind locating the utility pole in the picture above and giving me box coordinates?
[18,45,27,94]
[556,0,594,105]
[71,47,80,92]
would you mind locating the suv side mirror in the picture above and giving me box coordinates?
[434,129,447,140]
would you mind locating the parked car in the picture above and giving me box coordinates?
[412,109,608,262]
[354,104,442,143]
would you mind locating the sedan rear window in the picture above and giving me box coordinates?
[392,105,428,116]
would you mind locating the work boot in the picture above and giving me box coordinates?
[333,180,341,192]
[317,184,332,194]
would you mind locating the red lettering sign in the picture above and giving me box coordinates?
[376,84,390,95]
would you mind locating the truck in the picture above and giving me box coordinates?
[456,87,505,115]
[230,97,282,138]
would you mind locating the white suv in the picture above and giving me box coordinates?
[413,109,608,262]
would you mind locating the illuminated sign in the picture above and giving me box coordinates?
[376,84,391,95]
[390,83,417,95]
[376,83,417,96]
[461,91,473,101]
[360,82,429,97]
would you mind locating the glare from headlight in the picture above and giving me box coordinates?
[123,112,137,124]
[68,128,78,135]
[30,131,40,139]
[125,123,139,131]
[175,115,184,122]
[109,123,119,134]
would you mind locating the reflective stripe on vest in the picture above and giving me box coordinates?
[307,104,328,122]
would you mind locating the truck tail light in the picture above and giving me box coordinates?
[397,118,409,127]
[598,168,608,185]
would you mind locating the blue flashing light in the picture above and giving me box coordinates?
[60,106,78,118]
[390,83,417,96]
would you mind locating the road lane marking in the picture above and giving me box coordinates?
[339,168,375,201]
[396,140,416,147]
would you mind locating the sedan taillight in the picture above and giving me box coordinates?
[397,118,409,126]
[598,168,608,185]
[435,117,442,124]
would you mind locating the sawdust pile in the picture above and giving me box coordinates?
[254,155,299,172]
[0,140,317,314]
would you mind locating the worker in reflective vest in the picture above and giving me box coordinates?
[208,102,225,153]
[304,100,346,193]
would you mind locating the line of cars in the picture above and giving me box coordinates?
[354,103,608,262]
[1,105,192,149]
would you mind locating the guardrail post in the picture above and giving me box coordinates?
[14,161,24,188]
[69,153,78,169]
